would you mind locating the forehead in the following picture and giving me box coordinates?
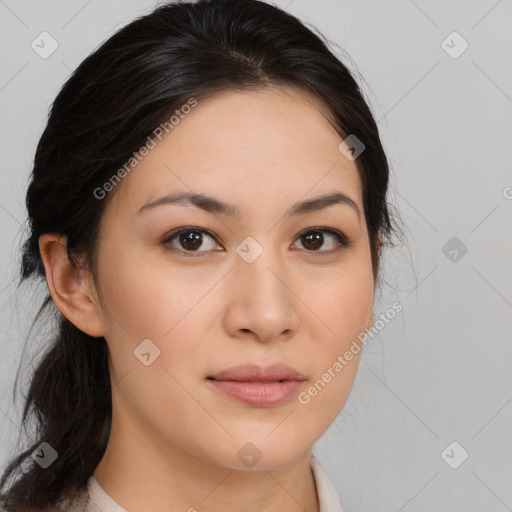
[105,86,363,222]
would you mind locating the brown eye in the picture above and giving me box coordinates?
[294,228,350,252]
[179,230,203,251]
[301,231,324,250]
[163,227,220,255]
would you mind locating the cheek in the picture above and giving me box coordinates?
[95,246,218,394]
[300,259,374,344]
[295,283,370,429]
[96,246,209,340]
[95,251,210,436]
[296,258,373,407]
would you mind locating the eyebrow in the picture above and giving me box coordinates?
[137,190,360,219]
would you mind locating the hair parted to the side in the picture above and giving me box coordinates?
[0,0,401,509]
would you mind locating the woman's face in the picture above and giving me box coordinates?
[93,86,375,470]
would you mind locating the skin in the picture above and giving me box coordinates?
[40,86,375,512]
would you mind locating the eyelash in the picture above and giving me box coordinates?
[161,225,352,257]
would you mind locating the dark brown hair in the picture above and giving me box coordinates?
[0,0,400,509]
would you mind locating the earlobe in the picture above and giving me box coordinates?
[38,233,105,337]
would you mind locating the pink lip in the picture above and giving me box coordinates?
[207,363,306,407]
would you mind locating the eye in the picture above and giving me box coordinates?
[162,227,221,256]
[292,227,351,253]
[162,225,351,257]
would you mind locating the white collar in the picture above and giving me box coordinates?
[310,455,344,511]
[84,456,344,512]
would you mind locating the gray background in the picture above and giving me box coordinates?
[1,1,511,510]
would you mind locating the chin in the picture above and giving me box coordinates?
[204,429,312,471]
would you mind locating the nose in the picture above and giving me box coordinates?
[222,245,300,343]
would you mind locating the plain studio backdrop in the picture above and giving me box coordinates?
[0,1,511,511]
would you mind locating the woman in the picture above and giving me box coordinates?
[0,0,398,510]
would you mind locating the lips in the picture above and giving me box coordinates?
[208,363,306,382]
[207,363,306,406]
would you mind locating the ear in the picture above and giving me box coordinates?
[39,233,105,337]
